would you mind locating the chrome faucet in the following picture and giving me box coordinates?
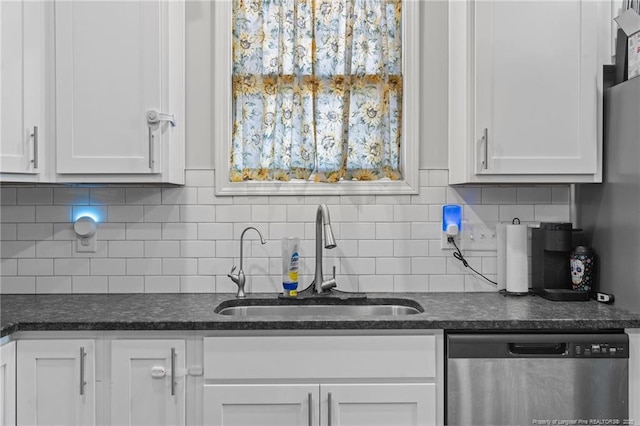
[312,204,337,293]
[227,226,266,298]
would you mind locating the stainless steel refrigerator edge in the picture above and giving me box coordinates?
[578,76,640,314]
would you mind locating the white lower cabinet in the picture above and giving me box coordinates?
[110,339,186,426]
[16,339,95,426]
[322,383,436,426]
[204,383,435,426]
[202,334,442,426]
[0,341,16,426]
[205,384,319,426]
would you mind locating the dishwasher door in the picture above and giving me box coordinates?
[446,333,629,426]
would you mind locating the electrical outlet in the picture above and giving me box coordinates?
[460,222,497,251]
[441,231,462,250]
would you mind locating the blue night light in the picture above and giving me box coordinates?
[73,209,101,223]
[442,204,462,235]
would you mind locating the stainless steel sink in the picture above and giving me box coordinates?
[215,298,423,317]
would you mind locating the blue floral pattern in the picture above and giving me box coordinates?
[231,0,402,183]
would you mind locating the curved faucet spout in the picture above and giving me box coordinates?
[229,226,267,298]
[314,204,337,293]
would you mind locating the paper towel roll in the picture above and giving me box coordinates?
[496,223,507,291]
[505,224,528,294]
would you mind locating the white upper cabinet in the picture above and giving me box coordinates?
[54,0,185,184]
[449,0,605,184]
[0,0,47,182]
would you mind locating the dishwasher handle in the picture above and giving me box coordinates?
[508,342,567,356]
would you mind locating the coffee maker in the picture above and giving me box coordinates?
[531,222,590,301]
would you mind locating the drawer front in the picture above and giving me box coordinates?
[204,335,436,380]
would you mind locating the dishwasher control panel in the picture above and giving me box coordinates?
[572,341,628,358]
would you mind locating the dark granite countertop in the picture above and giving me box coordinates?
[2,292,640,338]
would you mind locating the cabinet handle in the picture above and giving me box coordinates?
[327,392,332,426]
[79,346,86,396]
[148,127,154,170]
[170,347,176,396]
[308,393,312,426]
[481,128,488,170]
[31,126,39,169]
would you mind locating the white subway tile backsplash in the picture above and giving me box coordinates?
[198,223,233,240]
[36,276,72,294]
[376,223,411,240]
[534,205,570,223]
[2,206,36,222]
[393,240,429,257]
[1,259,17,276]
[125,223,162,240]
[394,205,429,222]
[517,187,552,204]
[376,257,411,275]
[36,241,72,258]
[499,205,535,223]
[181,275,215,293]
[1,169,574,295]
[0,187,17,205]
[54,258,90,276]
[180,205,216,222]
[90,188,126,205]
[357,205,393,222]
[481,187,517,204]
[215,205,252,223]
[394,275,429,292]
[145,241,180,258]
[72,276,108,293]
[162,187,198,205]
[358,240,393,257]
[54,188,90,205]
[108,206,143,223]
[145,276,180,293]
[180,240,215,258]
[36,206,71,222]
[91,258,126,276]
[126,188,162,205]
[412,257,447,275]
[144,205,180,222]
[17,223,53,241]
[163,258,198,275]
[1,224,17,240]
[430,274,465,292]
[17,188,53,205]
[18,258,53,276]
[0,277,36,293]
[162,223,198,240]
[126,258,162,275]
[108,241,144,258]
[358,275,394,292]
[108,276,144,293]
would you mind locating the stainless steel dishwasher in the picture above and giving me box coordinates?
[446,333,629,426]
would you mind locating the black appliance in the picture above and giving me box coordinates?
[531,222,589,301]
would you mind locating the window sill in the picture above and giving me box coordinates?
[214,178,419,197]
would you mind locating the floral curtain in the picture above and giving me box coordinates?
[230,0,402,183]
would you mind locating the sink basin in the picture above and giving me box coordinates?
[215,298,423,317]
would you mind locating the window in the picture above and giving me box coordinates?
[214,0,419,196]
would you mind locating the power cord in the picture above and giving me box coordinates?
[447,236,498,286]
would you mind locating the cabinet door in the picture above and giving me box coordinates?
[17,340,95,426]
[0,0,46,179]
[0,341,16,426]
[474,0,598,176]
[204,384,319,426]
[55,0,174,176]
[110,340,185,426]
[321,384,436,426]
